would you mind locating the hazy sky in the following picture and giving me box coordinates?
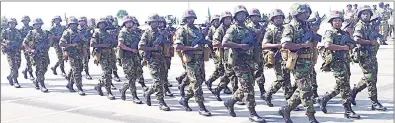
[1,2,391,29]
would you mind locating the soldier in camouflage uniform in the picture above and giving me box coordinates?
[247,8,267,100]
[1,18,23,88]
[317,10,361,119]
[59,17,86,96]
[23,18,52,93]
[1,16,8,31]
[221,5,266,122]
[349,5,387,111]
[174,9,211,116]
[91,18,116,100]
[20,16,35,80]
[89,18,96,29]
[50,16,67,77]
[106,15,122,83]
[78,16,93,80]
[377,2,390,45]
[158,16,174,97]
[139,13,171,111]
[131,17,148,91]
[262,9,293,107]
[278,3,319,123]
[211,11,235,101]
[117,16,144,104]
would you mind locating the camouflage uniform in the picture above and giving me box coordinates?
[118,16,144,104]
[222,5,266,122]
[175,9,211,116]
[350,5,387,111]
[23,18,52,93]
[317,11,361,119]
[1,18,23,88]
[247,8,266,98]
[377,2,391,44]
[91,18,117,100]
[158,16,174,97]
[60,17,86,96]
[278,3,318,123]
[211,11,235,101]
[50,16,67,77]
[262,9,293,107]
[20,16,35,80]
[78,17,93,80]
[205,15,223,91]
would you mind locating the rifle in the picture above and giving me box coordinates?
[31,38,50,59]
[1,41,22,54]
[142,32,172,59]
[183,31,211,57]
[63,31,85,61]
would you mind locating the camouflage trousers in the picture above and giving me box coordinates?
[82,47,90,72]
[325,60,351,104]
[68,54,83,87]
[218,63,236,88]
[163,57,172,86]
[253,60,265,87]
[184,55,205,103]
[354,57,378,98]
[138,56,145,83]
[177,51,189,84]
[231,63,256,109]
[98,53,114,88]
[286,62,315,114]
[111,50,118,74]
[121,56,142,93]
[32,53,50,82]
[6,51,21,78]
[23,51,33,72]
[268,62,292,99]
[147,58,166,100]
[311,65,318,93]
[207,49,225,83]
[53,44,64,68]
[379,21,389,41]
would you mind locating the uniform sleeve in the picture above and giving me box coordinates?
[322,30,333,44]
[118,31,125,43]
[173,27,185,45]
[223,26,236,43]
[60,30,70,44]
[138,30,149,48]
[212,28,223,46]
[17,30,23,42]
[262,29,273,44]
[353,23,363,40]
[280,24,294,44]
[23,30,33,46]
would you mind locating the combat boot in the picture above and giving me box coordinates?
[119,85,128,101]
[204,80,213,91]
[13,77,20,88]
[350,85,359,106]
[139,80,148,92]
[94,81,104,96]
[76,85,85,96]
[51,66,58,75]
[258,85,266,99]
[179,84,187,98]
[370,96,387,111]
[380,40,388,45]
[179,97,192,111]
[224,98,237,117]
[223,86,232,94]
[278,106,293,123]
[7,76,13,86]
[318,93,331,114]
[66,78,76,92]
[343,102,360,119]
[131,91,143,104]
[164,84,174,97]
[85,70,92,80]
[264,92,274,107]
[39,81,48,93]
[28,71,35,80]
[113,71,121,82]
[313,90,319,99]
[197,102,211,116]
[176,76,183,85]
[60,65,66,77]
[211,86,223,101]
[33,80,39,90]
[143,87,154,106]
[306,113,319,123]
[248,107,266,123]
[111,82,117,90]
[22,68,28,79]
[158,98,170,111]
[106,87,115,100]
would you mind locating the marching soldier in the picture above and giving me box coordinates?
[106,15,122,83]
[59,17,86,96]
[131,17,148,91]
[50,16,67,77]
[158,16,175,97]
[317,10,360,119]
[20,16,35,80]
[174,9,211,116]
[221,5,266,122]
[117,16,144,104]
[91,18,117,100]
[1,18,23,88]
[349,5,387,111]
[278,3,319,123]
[377,2,390,45]
[23,18,52,93]
[262,9,293,107]
[78,16,93,80]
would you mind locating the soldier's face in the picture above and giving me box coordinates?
[79,21,86,26]
[250,15,260,23]
[186,17,195,25]
[361,11,371,21]
[235,12,247,22]
[331,18,343,29]
[8,23,16,28]
[159,22,165,28]
[150,21,158,28]
[22,20,29,25]
[54,19,61,24]
[125,21,133,28]
[296,12,308,21]
[272,16,284,25]
[98,23,106,29]
[223,17,232,26]
[132,24,138,30]
[212,19,220,27]
[33,24,42,29]
[69,23,78,30]
[347,6,352,9]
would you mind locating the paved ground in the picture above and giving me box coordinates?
[1,38,394,123]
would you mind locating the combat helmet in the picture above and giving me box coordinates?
[233,5,249,18]
[211,14,220,23]
[220,11,232,23]
[131,16,140,26]
[357,5,373,18]
[122,15,134,27]
[327,10,344,23]
[8,18,18,25]
[249,8,261,17]
[52,16,62,22]
[21,16,30,22]
[33,18,44,25]
[269,9,285,21]
[183,9,197,19]
[289,3,309,16]
[78,17,88,22]
[68,17,79,25]
[96,18,108,28]
[146,13,160,24]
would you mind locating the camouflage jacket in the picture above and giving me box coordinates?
[78,26,93,46]
[205,25,218,41]
[50,25,67,42]
[91,29,113,55]
[138,26,164,56]
[353,20,377,58]
[118,27,140,57]
[1,28,23,52]
[60,29,84,55]
[23,29,52,54]
[377,8,391,20]
[322,27,352,60]
[224,23,254,64]
[212,24,229,46]
[20,25,33,39]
